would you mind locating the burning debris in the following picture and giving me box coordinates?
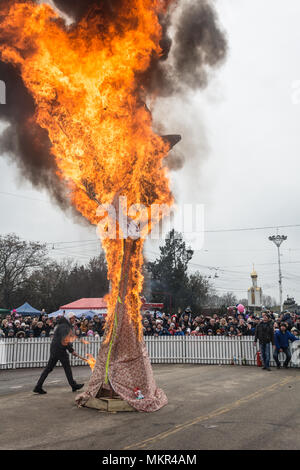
[0,0,226,411]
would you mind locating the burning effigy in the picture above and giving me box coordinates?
[0,1,226,411]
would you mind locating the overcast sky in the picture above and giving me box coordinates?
[1,0,300,304]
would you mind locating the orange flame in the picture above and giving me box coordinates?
[86,354,96,371]
[0,2,175,342]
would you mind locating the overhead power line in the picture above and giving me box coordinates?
[2,190,300,236]
[203,224,300,233]
[0,191,50,204]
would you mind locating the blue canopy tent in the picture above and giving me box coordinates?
[74,310,100,319]
[15,302,41,316]
[48,310,101,319]
[48,309,64,318]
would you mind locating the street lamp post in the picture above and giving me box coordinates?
[268,234,287,312]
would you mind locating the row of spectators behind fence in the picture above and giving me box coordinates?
[142,308,300,337]
[0,312,105,339]
[1,306,300,339]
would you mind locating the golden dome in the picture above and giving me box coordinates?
[251,265,257,278]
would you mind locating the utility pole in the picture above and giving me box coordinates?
[268,234,287,312]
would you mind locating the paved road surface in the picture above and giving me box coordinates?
[1,364,299,450]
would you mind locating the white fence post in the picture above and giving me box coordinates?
[12,339,18,369]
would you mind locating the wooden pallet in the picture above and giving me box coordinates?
[85,397,136,412]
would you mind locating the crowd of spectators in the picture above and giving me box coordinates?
[0,311,105,339]
[1,305,300,340]
[141,307,300,338]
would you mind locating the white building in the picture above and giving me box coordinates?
[248,267,263,309]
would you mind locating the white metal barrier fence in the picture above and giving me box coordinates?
[1,336,300,370]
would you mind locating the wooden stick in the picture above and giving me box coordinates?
[77,354,89,363]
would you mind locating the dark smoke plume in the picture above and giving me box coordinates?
[0,60,72,211]
[173,1,227,89]
[142,0,227,96]
[0,0,227,214]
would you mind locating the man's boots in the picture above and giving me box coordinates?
[72,383,84,392]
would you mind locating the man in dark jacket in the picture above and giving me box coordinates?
[273,322,299,369]
[33,313,84,394]
[254,313,274,371]
[282,311,293,330]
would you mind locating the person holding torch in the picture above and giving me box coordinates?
[33,312,84,394]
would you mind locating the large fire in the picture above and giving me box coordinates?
[0,1,175,343]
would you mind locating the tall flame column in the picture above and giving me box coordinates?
[76,238,168,412]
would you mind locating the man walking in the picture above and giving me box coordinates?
[33,312,84,394]
[273,322,299,369]
[254,313,274,371]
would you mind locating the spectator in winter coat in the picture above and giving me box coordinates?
[282,312,293,330]
[80,319,89,334]
[291,327,300,338]
[33,321,44,338]
[273,323,299,369]
[160,326,171,336]
[219,318,227,328]
[1,319,9,337]
[93,317,103,335]
[179,313,191,330]
[254,313,275,371]
[16,330,26,339]
[175,327,184,336]
[182,307,193,323]
[168,323,176,335]
[74,328,82,338]
[144,326,154,336]
[205,318,219,335]
[226,326,238,337]
[245,321,255,336]
[44,319,53,337]
[237,319,248,336]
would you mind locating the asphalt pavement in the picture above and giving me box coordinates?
[1,364,299,450]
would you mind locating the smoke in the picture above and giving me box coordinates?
[0,60,72,210]
[141,0,227,96]
[173,1,227,89]
[0,0,227,214]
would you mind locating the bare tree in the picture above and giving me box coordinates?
[262,295,277,309]
[206,290,237,308]
[0,234,47,308]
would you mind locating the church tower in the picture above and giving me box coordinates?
[248,266,263,311]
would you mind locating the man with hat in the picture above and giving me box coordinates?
[33,312,84,394]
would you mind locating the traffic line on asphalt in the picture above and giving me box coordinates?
[123,376,296,450]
